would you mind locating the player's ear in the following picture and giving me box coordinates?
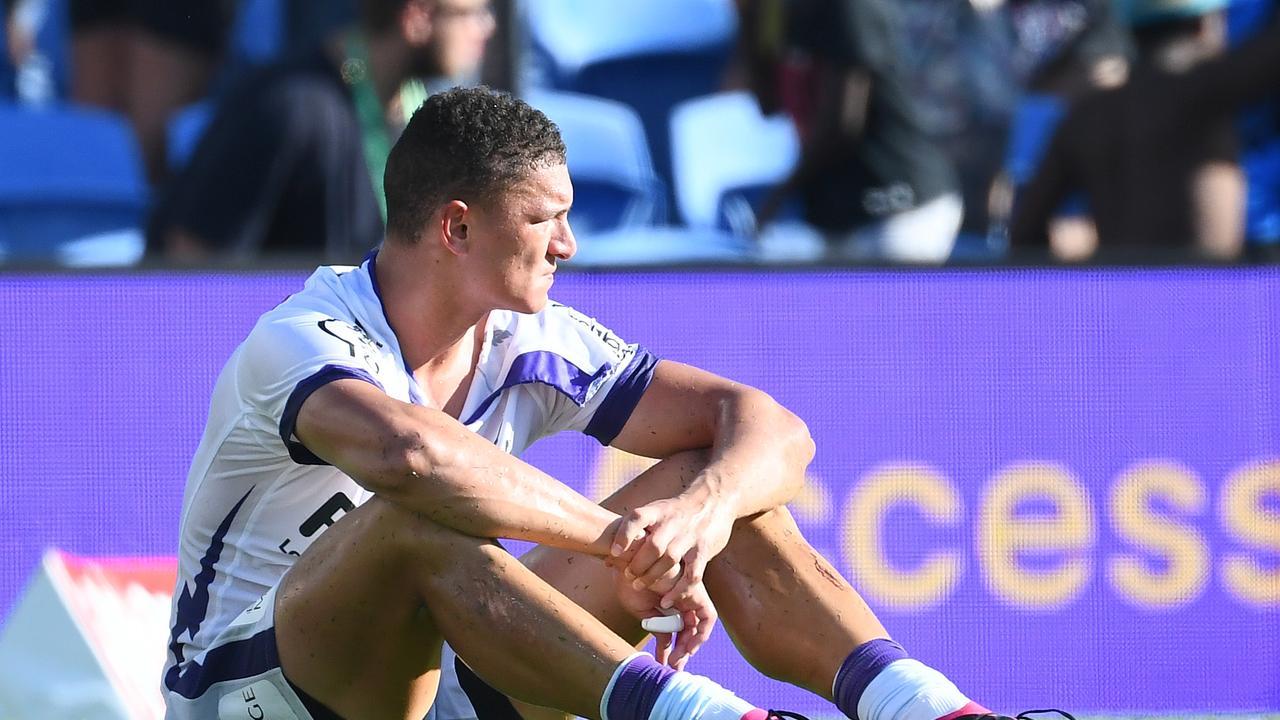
[440,200,470,256]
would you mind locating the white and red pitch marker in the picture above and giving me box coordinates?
[0,550,176,720]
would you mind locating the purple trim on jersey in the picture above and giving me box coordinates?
[585,349,660,445]
[366,250,428,406]
[366,250,411,375]
[166,627,281,700]
[461,350,615,426]
[279,364,384,465]
[164,487,255,692]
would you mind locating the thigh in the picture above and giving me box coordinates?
[275,497,447,720]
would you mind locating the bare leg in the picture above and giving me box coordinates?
[275,496,640,720]
[524,450,889,699]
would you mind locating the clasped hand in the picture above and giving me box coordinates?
[605,493,736,669]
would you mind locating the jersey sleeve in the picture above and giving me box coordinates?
[509,303,660,446]
[236,311,387,465]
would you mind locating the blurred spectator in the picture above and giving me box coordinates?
[5,0,236,183]
[881,0,1131,242]
[284,0,358,54]
[146,0,495,263]
[1010,0,1280,261]
[282,0,514,89]
[736,0,963,263]
[890,0,1022,240]
[1009,0,1133,96]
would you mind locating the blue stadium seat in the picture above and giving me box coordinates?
[1228,0,1274,44]
[569,226,750,267]
[523,89,664,236]
[0,102,147,265]
[230,0,285,67]
[1244,140,1280,245]
[1005,94,1067,188]
[33,0,69,99]
[523,0,739,222]
[1004,93,1088,217]
[670,91,800,234]
[0,5,11,99]
[0,0,70,101]
[167,100,214,173]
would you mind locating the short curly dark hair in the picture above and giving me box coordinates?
[384,86,567,243]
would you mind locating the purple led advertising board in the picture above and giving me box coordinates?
[1,268,1277,714]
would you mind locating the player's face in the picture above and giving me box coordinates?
[465,162,576,314]
[426,0,495,78]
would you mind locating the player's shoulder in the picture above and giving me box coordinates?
[242,265,370,356]
[497,300,634,365]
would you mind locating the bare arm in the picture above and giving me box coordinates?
[294,378,621,556]
[1191,161,1246,260]
[611,360,814,517]
[607,361,815,600]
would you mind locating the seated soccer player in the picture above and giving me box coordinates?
[162,87,1038,720]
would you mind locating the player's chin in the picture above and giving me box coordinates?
[511,289,551,315]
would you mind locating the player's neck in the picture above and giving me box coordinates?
[375,247,488,373]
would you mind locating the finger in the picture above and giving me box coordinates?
[611,507,659,562]
[647,562,682,596]
[670,608,701,670]
[628,527,686,584]
[692,603,717,656]
[625,535,671,588]
[653,631,673,666]
[660,549,705,609]
[635,554,680,591]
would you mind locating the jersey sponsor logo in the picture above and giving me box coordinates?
[548,302,634,362]
[277,491,355,557]
[317,319,383,374]
[228,589,272,629]
[216,678,300,720]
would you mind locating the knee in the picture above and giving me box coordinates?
[732,504,798,537]
[362,497,503,575]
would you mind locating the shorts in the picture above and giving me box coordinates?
[163,585,480,720]
[69,0,234,55]
[162,585,339,720]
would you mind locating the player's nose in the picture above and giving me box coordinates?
[550,220,577,262]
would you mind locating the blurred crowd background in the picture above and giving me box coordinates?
[0,0,1277,268]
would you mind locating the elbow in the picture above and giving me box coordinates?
[363,426,445,501]
[778,405,815,500]
[737,387,814,502]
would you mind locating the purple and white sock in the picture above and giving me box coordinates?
[832,639,988,720]
[602,653,761,720]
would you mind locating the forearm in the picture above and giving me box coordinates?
[682,388,815,518]
[306,399,619,556]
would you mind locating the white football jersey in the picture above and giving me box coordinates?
[161,252,658,697]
